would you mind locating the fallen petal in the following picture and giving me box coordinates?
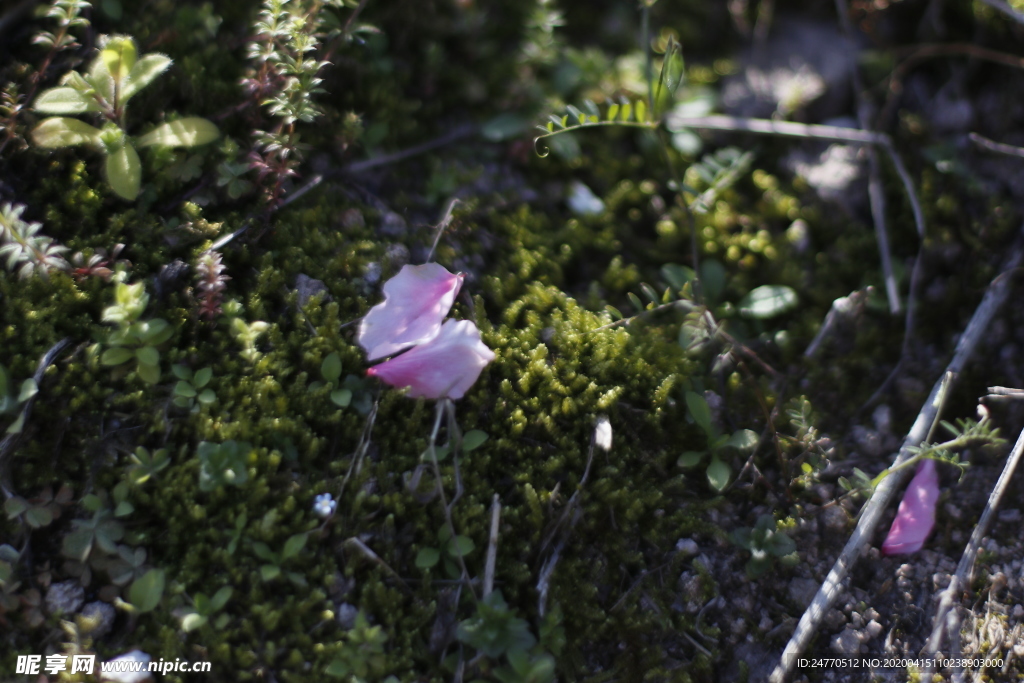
[881,459,940,556]
[358,263,464,361]
[367,319,494,399]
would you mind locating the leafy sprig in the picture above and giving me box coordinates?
[0,203,69,279]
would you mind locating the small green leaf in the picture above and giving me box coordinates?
[635,99,647,122]
[5,497,29,518]
[282,533,308,561]
[738,285,798,319]
[174,381,197,398]
[605,305,623,321]
[461,430,488,452]
[121,53,172,101]
[330,389,351,407]
[34,87,100,115]
[25,507,53,528]
[129,568,165,613]
[135,346,159,367]
[725,429,759,452]
[685,390,713,436]
[31,117,103,148]
[193,367,212,388]
[677,451,704,468]
[706,457,730,491]
[415,547,440,569]
[101,347,134,366]
[321,353,342,383]
[260,565,281,582]
[481,112,532,141]
[446,535,475,558]
[699,259,727,303]
[106,143,142,200]
[627,292,644,313]
[607,103,620,121]
[101,36,137,83]
[137,118,219,148]
[197,389,216,405]
[17,379,37,403]
[171,365,192,381]
[114,500,134,517]
[62,529,93,561]
[620,102,632,121]
[209,586,233,612]
[137,361,160,384]
[181,612,206,632]
[5,413,25,434]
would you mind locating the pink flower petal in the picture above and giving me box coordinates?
[358,264,464,361]
[366,319,494,399]
[881,459,940,556]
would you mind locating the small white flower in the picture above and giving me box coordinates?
[594,416,612,451]
[313,493,336,518]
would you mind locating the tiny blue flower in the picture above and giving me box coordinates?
[313,492,336,518]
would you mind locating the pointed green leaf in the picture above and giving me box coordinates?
[282,533,308,561]
[321,352,342,383]
[607,103,620,121]
[635,99,647,122]
[121,53,172,101]
[197,389,216,405]
[685,390,712,436]
[86,55,114,103]
[260,565,280,581]
[171,365,192,381]
[329,389,351,407]
[34,87,100,114]
[209,586,233,612]
[174,381,197,398]
[17,379,37,403]
[31,117,103,148]
[627,292,644,313]
[193,367,212,388]
[738,285,798,319]
[461,430,488,452]
[620,102,632,122]
[106,143,141,200]
[706,456,730,491]
[129,568,165,613]
[699,259,727,303]
[546,121,554,132]
[136,118,219,148]
[101,347,134,366]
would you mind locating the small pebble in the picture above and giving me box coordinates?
[675,538,699,556]
[45,580,84,615]
[865,620,883,639]
[998,509,1021,523]
[830,628,863,655]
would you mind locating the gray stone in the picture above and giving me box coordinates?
[675,538,700,556]
[295,274,330,307]
[46,580,84,615]
[380,211,407,237]
[830,628,864,655]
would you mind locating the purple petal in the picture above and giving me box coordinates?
[358,264,464,361]
[366,319,495,399]
[881,459,940,556]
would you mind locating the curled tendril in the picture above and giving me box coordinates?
[533,137,550,158]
